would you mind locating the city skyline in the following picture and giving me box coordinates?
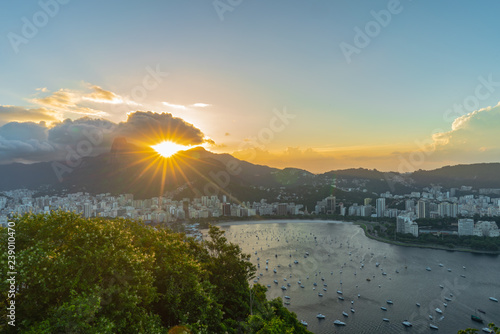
[2,1,500,173]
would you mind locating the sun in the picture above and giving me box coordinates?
[151,141,190,158]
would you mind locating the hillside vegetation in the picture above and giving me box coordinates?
[0,212,311,334]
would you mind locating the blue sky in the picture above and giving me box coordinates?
[1,0,500,172]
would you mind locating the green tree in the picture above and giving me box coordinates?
[198,225,256,323]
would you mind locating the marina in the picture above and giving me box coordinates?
[217,220,500,333]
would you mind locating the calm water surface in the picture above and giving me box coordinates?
[216,220,500,334]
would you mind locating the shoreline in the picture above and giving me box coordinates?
[213,218,500,255]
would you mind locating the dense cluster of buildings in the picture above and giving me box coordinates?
[0,189,304,227]
[314,185,500,238]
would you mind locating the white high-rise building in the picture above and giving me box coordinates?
[417,200,428,219]
[397,214,418,237]
[458,218,474,236]
[376,198,385,218]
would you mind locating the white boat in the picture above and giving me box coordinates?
[402,321,412,327]
[333,320,346,326]
[430,324,439,330]
[482,328,494,333]
[338,296,344,300]
[284,296,290,299]
[342,311,349,317]
[350,308,355,313]
[447,268,452,272]
[489,297,498,302]
[382,318,390,322]
[381,307,387,311]
[416,303,421,307]
[439,263,444,267]
[386,300,393,304]
[439,285,444,288]
[435,308,443,314]
[274,280,278,284]
[429,315,433,320]
[318,293,323,297]
[316,313,326,319]
[445,297,451,301]
[426,267,432,271]
[376,262,380,267]
[281,286,287,290]
[294,260,298,264]
[337,290,343,294]
[443,303,447,307]
[357,294,361,298]
[273,268,277,273]
[300,320,308,326]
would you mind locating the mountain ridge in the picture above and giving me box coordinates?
[1,138,499,200]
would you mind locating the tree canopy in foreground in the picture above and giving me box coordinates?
[0,212,311,333]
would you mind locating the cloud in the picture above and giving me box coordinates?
[0,105,59,125]
[191,103,211,108]
[82,84,123,104]
[0,108,214,164]
[0,122,57,164]
[29,84,129,118]
[48,117,116,146]
[116,111,208,146]
[162,102,187,110]
[430,103,500,162]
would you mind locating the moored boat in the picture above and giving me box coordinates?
[471,314,484,323]
[402,321,412,327]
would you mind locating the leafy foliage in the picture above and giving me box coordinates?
[0,212,311,333]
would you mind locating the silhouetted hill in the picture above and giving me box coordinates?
[0,139,499,200]
[411,163,500,189]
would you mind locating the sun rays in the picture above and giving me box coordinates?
[151,141,191,158]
